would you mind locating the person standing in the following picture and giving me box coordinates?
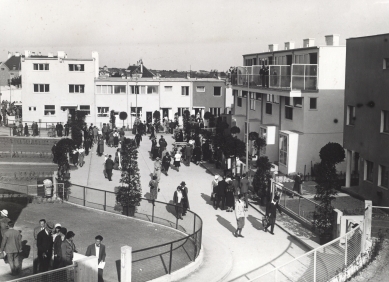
[0,209,11,242]
[37,221,54,272]
[60,231,77,267]
[113,130,119,148]
[154,157,162,182]
[58,122,63,137]
[240,173,250,209]
[212,175,219,208]
[53,227,67,269]
[84,137,91,156]
[78,146,85,167]
[265,192,282,235]
[97,137,104,157]
[180,182,190,216]
[159,135,167,153]
[0,221,22,276]
[225,179,235,212]
[135,133,142,147]
[293,173,303,196]
[234,194,246,238]
[24,123,29,136]
[114,148,121,170]
[174,150,182,172]
[33,219,46,273]
[85,235,106,282]
[216,176,227,210]
[193,145,201,165]
[185,144,193,166]
[93,126,99,144]
[64,122,69,137]
[173,186,184,220]
[162,152,171,176]
[105,155,114,181]
[149,175,159,203]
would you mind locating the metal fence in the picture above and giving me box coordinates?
[67,184,203,282]
[8,265,75,282]
[248,225,363,282]
[372,206,389,238]
[0,181,65,199]
[4,121,67,137]
[274,171,359,185]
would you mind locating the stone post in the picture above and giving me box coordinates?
[332,209,343,239]
[75,256,98,282]
[364,200,372,242]
[121,246,132,282]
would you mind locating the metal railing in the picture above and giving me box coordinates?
[5,120,69,137]
[0,182,65,199]
[67,184,203,282]
[8,265,75,282]
[372,206,389,238]
[248,225,363,282]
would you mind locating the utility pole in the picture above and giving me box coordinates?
[245,67,250,177]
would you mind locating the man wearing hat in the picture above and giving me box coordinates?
[105,155,114,181]
[37,221,54,272]
[0,221,22,276]
[0,209,11,241]
[180,182,190,216]
[86,235,106,282]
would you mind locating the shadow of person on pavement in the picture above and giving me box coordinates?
[216,215,236,234]
[165,200,177,218]
[247,215,264,231]
[200,193,213,206]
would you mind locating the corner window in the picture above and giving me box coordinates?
[214,86,221,96]
[33,84,50,93]
[181,86,189,96]
[310,98,317,110]
[347,105,356,125]
[279,135,288,165]
[69,64,85,71]
[79,105,90,115]
[44,105,55,116]
[379,165,389,188]
[266,103,272,115]
[364,160,374,183]
[196,86,205,92]
[381,110,389,133]
[285,106,293,120]
[97,107,109,117]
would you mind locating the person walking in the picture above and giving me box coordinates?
[60,231,77,267]
[162,152,171,176]
[113,130,119,148]
[108,131,114,147]
[85,235,106,282]
[105,155,114,181]
[93,126,99,144]
[53,227,67,269]
[174,150,182,172]
[0,209,11,242]
[37,221,54,272]
[84,137,91,156]
[216,176,227,210]
[154,157,162,182]
[114,148,121,170]
[193,145,201,165]
[212,175,219,208]
[152,144,160,160]
[173,186,184,220]
[135,133,142,147]
[78,146,85,167]
[159,135,167,153]
[0,221,22,276]
[180,182,190,216]
[149,175,159,204]
[234,194,246,238]
[265,192,282,235]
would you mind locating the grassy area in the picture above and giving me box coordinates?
[0,201,187,282]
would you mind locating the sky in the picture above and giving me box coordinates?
[1,0,388,71]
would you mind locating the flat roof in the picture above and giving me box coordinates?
[346,33,389,41]
[95,77,225,82]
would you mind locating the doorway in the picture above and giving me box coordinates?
[146,112,152,124]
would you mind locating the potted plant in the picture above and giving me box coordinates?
[313,142,345,244]
[115,138,142,216]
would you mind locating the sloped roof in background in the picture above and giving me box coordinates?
[4,56,23,71]
[126,65,155,78]
[150,70,227,79]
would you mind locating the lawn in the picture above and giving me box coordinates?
[0,201,187,282]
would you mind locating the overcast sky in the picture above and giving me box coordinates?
[1,0,388,71]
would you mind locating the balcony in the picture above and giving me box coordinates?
[231,64,318,92]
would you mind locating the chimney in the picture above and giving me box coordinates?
[92,51,99,79]
[303,38,315,48]
[268,44,279,52]
[48,52,54,58]
[8,52,13,59]
[284,42,295,50]
[31,51,36,56]
[187,72,190,79]
[24,50,31,58]
[38,52,41,56]
[325,34,340,46]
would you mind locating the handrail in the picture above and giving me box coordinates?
[273,181,321,207]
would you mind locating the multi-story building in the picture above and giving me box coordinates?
[343,33,389,206]
[228,35,346,175]
[0,52,23,86]
[21,50,228,127]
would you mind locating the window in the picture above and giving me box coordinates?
[178,107,189,116]
[44,105,55,116]
[279,135,288,165]
[284,97,291,106]
[383,58,389,69]
[130,85,139,94]
[97,107,109,117]
[181,86,189,96]
[33,84,50,93]
[255,93,262,100]
[347,105,356,125]
[214,86,221,96]
[266,103,272,115]
[164,86,172,91]
[69,84,85,93]
[68,64,85,71]
[114,85,126,94]
[365,160,374,182]
[96,85,126,94]
[210,107,221,116]
[79,105,90,115]
[147,86,158,94]
[237,97,242,107]
[310,98,317,110]
[379,165,389,188]
[381,110,389,133]
[250,92,255,110]
[233,89,239,96]
[293,97,303,108]
[28,107,36,111]
[131,107,142,116]
[140,86,146,94]
[196,86,205,92]
[33,63,49,71]
[285,106,293,120]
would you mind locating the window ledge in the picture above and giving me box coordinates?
[364,180,374,184]
[380,131,389,136]
[309,109,318,111]
[346,124,355,127]
[378,185,388,190]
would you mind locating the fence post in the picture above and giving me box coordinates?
[152,202,155,223]
[104,191,107,211]
[121,246,132,282]
[74,256,98,282]
[193,216,197,260]
[83,186,86,206]
[345,233,348,266]
[298,197,301,216]
[313,250,317,282]
[168,243,173,274]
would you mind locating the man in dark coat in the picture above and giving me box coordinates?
[85,235,106,282]
[185,144,193,166]
[162,152,171,176]
[265,193,282,235]
[105,155,114,181]
[159,136,167,152]
[58,122,63,137]
[180,182,190,216]
[216,177,227,210]
[37,221,54,272]
[135,133,142,147]
[64,122,70,136]
[33,219,46,273]
[293,173,303,196]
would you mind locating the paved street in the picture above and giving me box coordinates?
[70,131,311,281]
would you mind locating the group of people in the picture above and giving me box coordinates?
[11,121,40,137]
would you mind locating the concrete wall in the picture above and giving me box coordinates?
[318,46,346,90]
[192,80,226,114]
[159,81,191,117]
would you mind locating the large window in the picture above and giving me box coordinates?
[147,86,158,94]
[250,92,256,110]
[44,105,55,115]
[310,98,317,110]
[285,106,293,120]
[379,165,389,188]
[97,107,109,117]
[214,86,221,96]
[365,160,374,182]
[79,105,90,115]
[130,85,139,94]
[347,105,356,125]
[210,107,221,117]
[69,64,85,71]
[196,86,205,92]
[181,86,189,96]
[33,63,49,71]
[266,103,272,115]
[381,110,389,133]
[279,135,288,165]
[114,85,126,94]
[69,84,85,93]
[33,84,50,93]
[178,107,189,116]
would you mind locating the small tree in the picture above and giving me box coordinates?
[203,111,211,120]
[119,112,128,127]
[115,138,142,216]
[54,138,75,184]
[230,126,241,136]
[70,110,87,148]
[313,142,345,242]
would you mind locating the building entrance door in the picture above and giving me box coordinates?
[146,112,152,124]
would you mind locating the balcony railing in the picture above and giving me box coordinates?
[231,64,318,91]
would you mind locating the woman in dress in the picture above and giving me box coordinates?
[173,186,183,219]
[149,175,159,204]
[60,231,77,267]
[113,130,119,148]
[174,150,182,172]
[78,146,85,167]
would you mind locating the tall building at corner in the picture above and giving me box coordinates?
[343,33,389,206]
